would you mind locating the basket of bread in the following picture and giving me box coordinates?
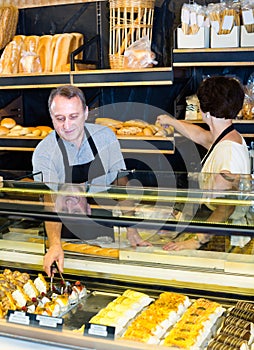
[0,118,53,138]
[95,118,173,138]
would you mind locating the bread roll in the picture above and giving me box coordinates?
[95,117,123,129]
[143,127,153,136]
[117,126,143,135]
[1,117,16,128]
[37,35,53,72]
[11,124,22,131]
[51,33,74,72]
[0,126,9,136]
[36,125,53,133]
[123,119,149,128]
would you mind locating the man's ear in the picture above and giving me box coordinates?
[84,106,89,121]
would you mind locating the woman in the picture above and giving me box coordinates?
[156,76,250,250]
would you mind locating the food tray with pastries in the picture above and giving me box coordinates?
[0,268,88,320]
[95,118,175,154]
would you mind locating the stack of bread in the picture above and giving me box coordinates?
[95,118,173,137]
[0,5,19,50]
[0,32,84,74]
[0,268,87,318]
[0,117,53,137]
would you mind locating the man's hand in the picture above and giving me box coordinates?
[126,227,152,247]
[43,244,64,277]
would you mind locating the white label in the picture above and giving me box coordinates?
[36,315,63,328]
[197,14,204,27]
[9,311,30,325]
[88,324,108,337]
[242,10,254,25]
[211,20,220,34]
[181,8,190,24]
[190,12,197,25]
[222,15,234,30]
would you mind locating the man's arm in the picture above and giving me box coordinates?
[44,221,64,276]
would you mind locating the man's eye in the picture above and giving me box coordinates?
[70,115,78,120]
[56,117,65,122]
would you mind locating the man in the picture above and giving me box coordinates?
[33,85,150,276]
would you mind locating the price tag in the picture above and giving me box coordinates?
[7,310,63,331]
[84,323,115,340]
[7,310,30,325]
[33,314,64,330]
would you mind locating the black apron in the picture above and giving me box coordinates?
[56,127,115,240]
[197,124,235,219]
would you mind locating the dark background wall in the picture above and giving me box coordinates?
[0,0,252,174]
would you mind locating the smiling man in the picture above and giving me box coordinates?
[32,85,150,276]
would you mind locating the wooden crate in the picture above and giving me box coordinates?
[109,0,155,69]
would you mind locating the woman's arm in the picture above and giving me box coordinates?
[156,114,212,149]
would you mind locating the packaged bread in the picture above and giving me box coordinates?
[19,52,42,73]
[24,35,40,53]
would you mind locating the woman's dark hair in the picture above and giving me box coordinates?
[48,85,86,114]
[197,76,245,119]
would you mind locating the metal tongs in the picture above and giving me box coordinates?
[50,261,66,291]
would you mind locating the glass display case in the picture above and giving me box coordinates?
[0,170,254,349]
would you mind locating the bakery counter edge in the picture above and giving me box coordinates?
[0,68,173,89]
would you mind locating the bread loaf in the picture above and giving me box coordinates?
[69,32,84,60]
[37,35,53,72]
[52,33,74,72]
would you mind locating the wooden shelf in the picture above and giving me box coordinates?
[11,0,104,9]
[0,67,173,89]
[173,47,254,67]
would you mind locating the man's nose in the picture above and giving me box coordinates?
[63,118,71,129]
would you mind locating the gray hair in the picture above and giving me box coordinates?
[48,85,87,116]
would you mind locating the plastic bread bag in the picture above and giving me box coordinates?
[241,0,254,33]
[123,36,158,69]
[19,50,42,73]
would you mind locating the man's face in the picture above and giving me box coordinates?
[50,95,88,147]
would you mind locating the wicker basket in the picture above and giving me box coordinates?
[109,0,155,69]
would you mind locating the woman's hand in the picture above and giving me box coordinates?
[156,114,173,127]
[163,238,201,251]
[127,227,152,247]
